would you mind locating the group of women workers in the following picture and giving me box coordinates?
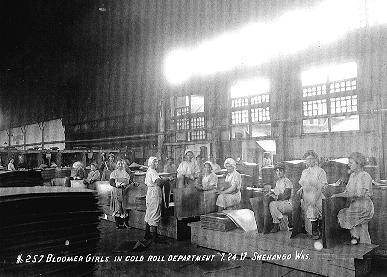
[143,150,242,242]
[267,150,374,245]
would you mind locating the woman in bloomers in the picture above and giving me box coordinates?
[110,160,131,229]
[195,161,218,191]
[297,150,327,239]
[332,152,374,245]
[144,157,163,242]
[176,149,200,188]
[216,158,242,211]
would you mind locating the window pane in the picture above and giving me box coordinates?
[191,116,205,129]
[329,79,356,94]
[331,115,359,132]
[330,95,357,114]
[231,110,249,124]
[251,124,271,137]
[251,107,270,122]
[251,94,270,105]
[232,97,248,108]
[190,95,204,113]
[303,100,327,117]
[177,118,189,130]
[303,118,329,133]
[191,130,206,141]
[231,125,249,139]
[176,96,189,108]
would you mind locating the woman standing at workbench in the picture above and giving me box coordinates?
[144,157,163,242]
[176,149,200,188]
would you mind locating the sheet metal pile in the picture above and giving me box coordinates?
[200,212,237,232]
[0,186,102,276]
[0,170,43,187]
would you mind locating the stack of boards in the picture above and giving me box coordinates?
[0,186,102,276]
[0,171,43,188]
[200,212,237,232]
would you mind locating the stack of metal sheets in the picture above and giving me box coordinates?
[0,186,102,276]
[200,212,237,232]
[0,170,43,188]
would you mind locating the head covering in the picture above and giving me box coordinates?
[203,161,213,171]
[72,161,83,169]
[274,162,286,171]
[108,153,115,158]
[184,149,194,156]
[303,150,318,160]
[224,158,237,169]
[349,152,366,167]
[148,156,158,167]
[90,162,97,167]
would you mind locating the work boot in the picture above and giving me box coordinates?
[144,224,151,240]
[270,223,280,233]
[152,227,167,243]
[311,221,320,240]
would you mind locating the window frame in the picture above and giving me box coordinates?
[230,92,271,138]
[301,68,359,134]
[171,95,206,142]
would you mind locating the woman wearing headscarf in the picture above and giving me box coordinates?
[332,152,374,245]
[267,162,293,233]
[176,149,200,188]
[216,158,242,211]
[7,158,16,171]
[195,161,218,191]
[110,160,131,229]
[144,157,164,242]
[297,150,327,239]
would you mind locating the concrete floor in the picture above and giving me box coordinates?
[94,219,385,277]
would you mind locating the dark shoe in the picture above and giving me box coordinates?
[151,228,167,244]
[270,223,280,233]
[123,217,131,229]
[144,224,151,240]
[311,221,320,240]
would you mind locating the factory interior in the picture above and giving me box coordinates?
[1,0,387,276]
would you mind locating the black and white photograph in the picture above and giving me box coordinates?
[0,0,386,276]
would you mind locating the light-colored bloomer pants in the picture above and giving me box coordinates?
[269,200,292,223]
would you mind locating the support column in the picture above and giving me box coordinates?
[38,122,45,150]
[157,95,166,159]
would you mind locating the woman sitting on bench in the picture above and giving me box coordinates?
[332,152,374,245]
[216,158,242,211]
[267,163,293,233]
[195,161,218,191]
[297,150,327,240]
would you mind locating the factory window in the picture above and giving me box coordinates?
[230,78,271,138]
[171,95,206,141]
[301,62,359,134]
